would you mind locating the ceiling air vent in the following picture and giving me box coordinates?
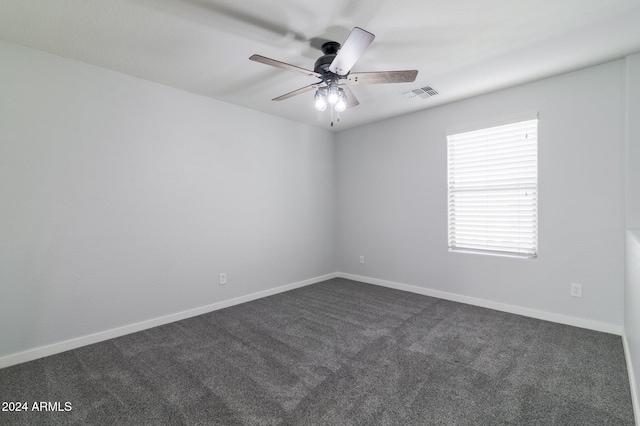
[402,86,439,100]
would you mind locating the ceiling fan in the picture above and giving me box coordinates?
[249,27,418,126]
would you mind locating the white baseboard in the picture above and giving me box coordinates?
[1,271,627,372]
[623,331,640,426]
[337,272,623,335]
[0,272,337,370]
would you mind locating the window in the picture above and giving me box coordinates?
[447,117,538,258]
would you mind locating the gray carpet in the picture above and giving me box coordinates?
[0,278,635,425]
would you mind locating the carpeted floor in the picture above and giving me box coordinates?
[0,278,635,425]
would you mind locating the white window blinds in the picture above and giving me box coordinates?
[447,119,538,258]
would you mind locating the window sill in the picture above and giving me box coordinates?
[448,248,537,260]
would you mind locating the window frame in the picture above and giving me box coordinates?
[446,115,538,259]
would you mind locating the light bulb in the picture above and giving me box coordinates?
[315,97,327,111]
[314,91,327,111]
[327,87,339,105]
[334,88,347,112]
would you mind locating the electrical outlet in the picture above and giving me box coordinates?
[219,273,227,285]
[570,283,582,298]
[359,255,365,264]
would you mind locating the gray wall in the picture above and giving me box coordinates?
[625,52,640,421]
[337,60,626,331]
[0,41,337,361]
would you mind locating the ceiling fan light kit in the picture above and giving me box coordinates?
[250,27,418,126]
[314,82,347,112]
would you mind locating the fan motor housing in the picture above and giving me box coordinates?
[314,55,335,74]
[314,41,341,76]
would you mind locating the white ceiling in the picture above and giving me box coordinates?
[2,0,640,131]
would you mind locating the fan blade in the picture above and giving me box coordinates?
[250,54,321,78]
[273,83,321,101]
[340,85,360,109]
[329,27,375,76]
[347,70,418,85]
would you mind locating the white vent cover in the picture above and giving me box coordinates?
[402,86,439,99]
